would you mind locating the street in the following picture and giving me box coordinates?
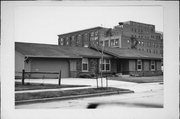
[15,78,163,109]
[15,88,163,109]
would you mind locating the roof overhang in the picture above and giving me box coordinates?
[25,55,81,59]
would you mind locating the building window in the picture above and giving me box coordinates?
[82,58,88,72]
[95,31,98,36]
[110,39,114,46]
[114,39,119,46]
[91,32,94,37]
[94,36,98,41]
[151,60,155,71]
[137,59,142,71]
[60,38,64,45]
[100,59,111,71]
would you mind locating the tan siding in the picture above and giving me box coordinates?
[15,51,25,77]
[129,60,136,71]
[156,61,162,70]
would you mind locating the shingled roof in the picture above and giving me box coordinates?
[90,46,162,60]
[15,42,111,58]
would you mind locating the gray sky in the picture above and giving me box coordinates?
[15,6,163,44]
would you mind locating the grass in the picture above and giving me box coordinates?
[109,76,163,83]
[15,82,90,91]
[15,87,132,101]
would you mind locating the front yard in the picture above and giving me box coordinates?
[15,87,133,101]
[109,76,163,83]
[15,82,90,91]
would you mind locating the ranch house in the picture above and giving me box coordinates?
[15,42,162,78]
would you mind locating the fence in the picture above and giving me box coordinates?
[21,69,61,86]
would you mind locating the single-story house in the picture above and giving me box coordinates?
[15,42,112,78]
[90,46,163,76]
[15,42,163,79]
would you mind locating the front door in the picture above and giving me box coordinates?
[117,60,122,73]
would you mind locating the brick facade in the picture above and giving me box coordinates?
[58,21,163,56]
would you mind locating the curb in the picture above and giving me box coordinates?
[15,90,134,105]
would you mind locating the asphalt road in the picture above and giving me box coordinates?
[15,86,163,109]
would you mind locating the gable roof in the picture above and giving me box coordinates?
[15,42,112,59]
[90,46,162,60]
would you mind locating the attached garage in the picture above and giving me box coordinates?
[15,42,80,79]
[31,58,69,78]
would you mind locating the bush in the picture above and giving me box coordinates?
[78,73,95,78]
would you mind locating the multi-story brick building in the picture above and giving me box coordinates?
[102,21,163,56]
[58,27,107,48]
[57,21,163,56]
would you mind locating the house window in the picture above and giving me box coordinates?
[151,60,155,71]
[110,39,114,46]
[82,58,88,72]
[100,59,111,71]
[105,40,109,47]
[137,59,142,71]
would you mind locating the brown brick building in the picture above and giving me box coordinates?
[57,21,163,56]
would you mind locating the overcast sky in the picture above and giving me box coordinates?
[14,5,163,45]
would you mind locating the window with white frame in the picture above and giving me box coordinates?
[100,59,111,71]
[137,59,142,71]
[82,58,88,72]
[151,60,155,71]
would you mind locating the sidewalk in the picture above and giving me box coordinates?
[15,77,163,94]
[15,86,93,94]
